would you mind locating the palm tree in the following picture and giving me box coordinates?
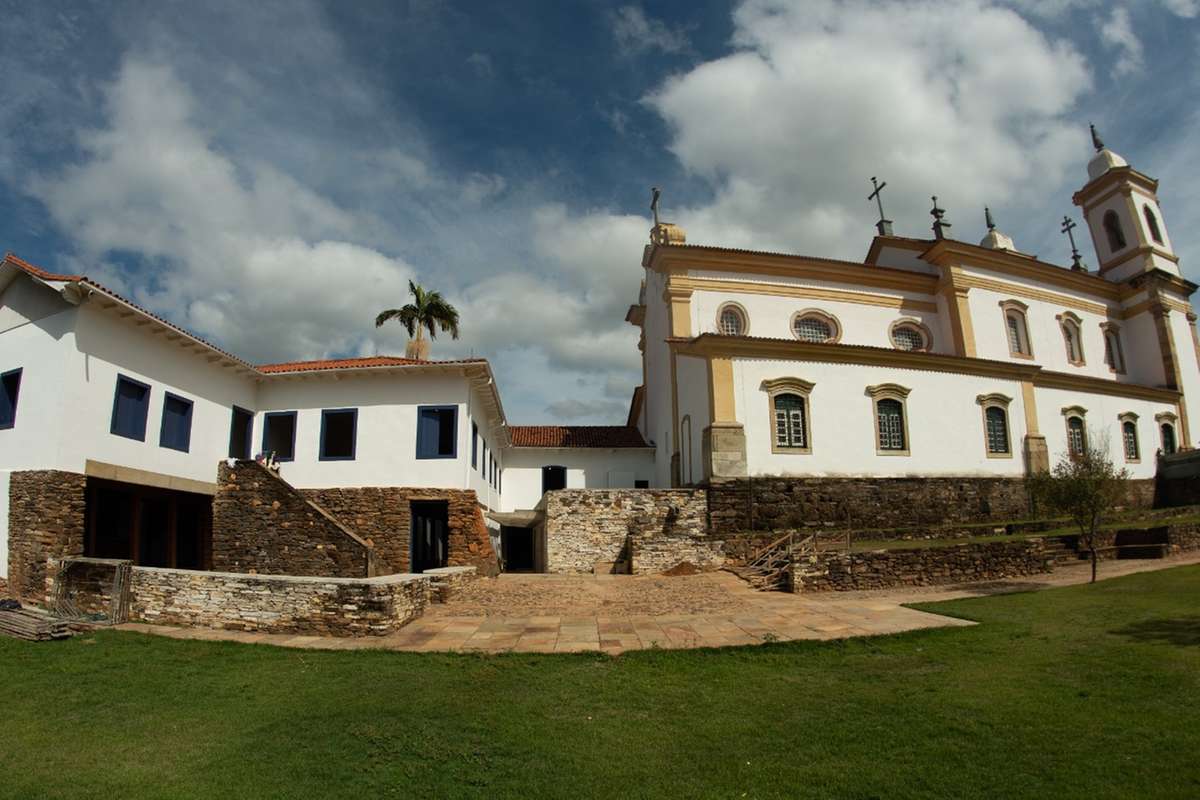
[375,280,460,360]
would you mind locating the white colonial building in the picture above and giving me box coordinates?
[627,136,1199,487]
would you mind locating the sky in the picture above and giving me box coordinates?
[2,0,1199,424]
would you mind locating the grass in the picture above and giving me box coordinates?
[3,567,1200,799]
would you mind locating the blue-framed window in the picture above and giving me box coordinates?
[417,405,458,459]
[159,392,194,452]
[320,408,358,461]
[262,411,298,461]
[471,422,479,469]
[0,368,22,430]
[110,375,151,441]
[229,406,254,459]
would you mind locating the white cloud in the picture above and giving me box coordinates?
[645,0,1092,258]
[545,397,629,421]
[33,59,417,363]
[611,6,690,55]
[1099,7,1144,77]
[460,172,507,205]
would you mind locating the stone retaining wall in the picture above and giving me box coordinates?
[7,470,87,601]
[543,489,718,573]
[213,462,375,578]
[302,487,499,577]
[792,539,1052,592]
[129,567,430,636]
[708,476,1156,533]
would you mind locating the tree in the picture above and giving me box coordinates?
[374,280,460,359]
[1027,430,1130,583]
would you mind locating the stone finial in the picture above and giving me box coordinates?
[1090,123,1104,153]
[650,222,687,246]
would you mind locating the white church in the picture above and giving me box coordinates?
[0,128,1196,586]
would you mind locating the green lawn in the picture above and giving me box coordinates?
[3,568,1199,799]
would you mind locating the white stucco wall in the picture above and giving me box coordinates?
[642,268,675,487]
[500,447,655,511]
[1033,386,1172,478]
[687,274,944,354]
[674,354,710,485]
[0,284,77,472]
[51,303,259,484]
[733,358,1029,477]
[1170,311,1200,450]
[257,371,479,492]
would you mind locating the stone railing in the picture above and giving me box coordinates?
[792,539,1052,593]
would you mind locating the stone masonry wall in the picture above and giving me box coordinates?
[708,476,1152,533]
[128,566,431,636]
[543,489,718,574]
[8,470,87,601]
[793,539,1052,593]
[212,462,374,578]
[302,487,499,577]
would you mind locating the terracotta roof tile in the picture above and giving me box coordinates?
[256,356,486,374]
[509,425,650,448]
[3,252,83,282]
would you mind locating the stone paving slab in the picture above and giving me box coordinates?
[109,554,1200,655]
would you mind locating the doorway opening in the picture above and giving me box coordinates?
[501,525,535,572]
[542,465,567,494]
[85,478,212,569]
[410,500,449,573]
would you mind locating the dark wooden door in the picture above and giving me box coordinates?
[410,501,449,573]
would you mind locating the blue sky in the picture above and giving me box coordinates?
[2,0,1198,423]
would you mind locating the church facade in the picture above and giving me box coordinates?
[627,136,1198,489]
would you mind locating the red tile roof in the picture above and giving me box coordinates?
[2,252,83,282]
[256,355,486,374]
[509,425,650,448]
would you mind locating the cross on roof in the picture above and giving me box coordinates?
[650,186,661,227]
[868,177,893,236]
[1061,215,1086,272]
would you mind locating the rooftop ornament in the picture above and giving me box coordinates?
[930,196,951,240]
[868,176,893,236]
[1061,215,1087,272]
[648,186,686,246]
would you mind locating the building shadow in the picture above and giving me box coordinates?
[1111,617,1200,647]
[950,580,1048,597]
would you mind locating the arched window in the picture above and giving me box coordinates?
[1102,325,1125,373]
[717,303,747,336]
[762,378,815,454]
[1057,313,1085,366]
[1120,416,1140,462]
[868,383,911,456]
[977,394,1013,457]
[1161,423,1177,455]
[773,394,807,449]
[889,319,931,352]
[1103,210,1127,252]
[1000,300,1032,357]
[1144,204,1164,245]
[791,310,840,343]
[1067,416,1086,457]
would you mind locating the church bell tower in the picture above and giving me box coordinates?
[1072,125,1180,283]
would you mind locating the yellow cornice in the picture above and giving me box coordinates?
[648,245,937,294]
[951,272,1112,317]
[666,274,938,313]
[922,240,1123,301]
[1098,243,1180,274]
[672,334,1181,404]
[864,235,930,265]
[1072,166,1159,209]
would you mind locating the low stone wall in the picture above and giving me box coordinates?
[423,565,478,602]
[302,487,499,577]
[213,462,375,578]
[792,539,1052,593]
[129,566,431,636]
[708,476,1156,533]
[7,470,87,601]
[543,489,716,574]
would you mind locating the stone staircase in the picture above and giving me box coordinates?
[1041,535,1083,564]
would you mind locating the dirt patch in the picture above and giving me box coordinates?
[661,562,701,576]
[431,572,760,618]
[0,578,8,599]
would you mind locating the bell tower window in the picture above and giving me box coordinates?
[1143,204,1164,245]
[1103,210,1127,252]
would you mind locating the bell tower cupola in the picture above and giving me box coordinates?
[1072,124,1179,283]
